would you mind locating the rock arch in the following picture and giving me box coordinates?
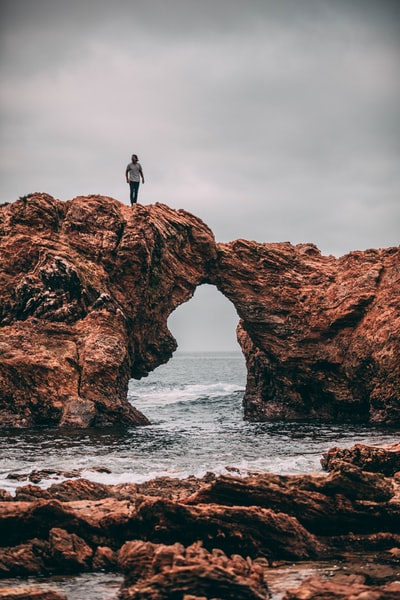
[0,194,399,427]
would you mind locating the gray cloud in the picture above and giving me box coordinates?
[1,0,399,350]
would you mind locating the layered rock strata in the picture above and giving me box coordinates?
[0,193,399,427]
[1,447,400,597]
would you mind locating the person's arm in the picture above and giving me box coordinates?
[139,166,145,183]
[125,166,130,183]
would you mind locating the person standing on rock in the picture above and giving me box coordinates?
[125,154,145,205]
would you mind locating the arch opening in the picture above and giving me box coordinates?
[126,284,248,481]
[128,284,246,432]
[168,283,242,353]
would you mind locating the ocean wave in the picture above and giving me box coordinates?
[75,455,325,487]
[129,382,244,406]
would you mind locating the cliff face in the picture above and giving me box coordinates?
[211,240,400,424]
[0,194,216,427]
[0,194,399,427]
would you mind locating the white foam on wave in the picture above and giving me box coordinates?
[81,455,326,487]
[129,382,243,407]
[0,453,328,496]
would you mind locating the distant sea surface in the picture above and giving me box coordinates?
[1,351,398,598]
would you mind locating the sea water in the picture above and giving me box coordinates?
[0,351,398,598]
[0,352,397,493]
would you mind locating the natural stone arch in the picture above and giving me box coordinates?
[0,194,399,428]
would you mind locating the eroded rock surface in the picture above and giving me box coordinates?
[118,540,270,600]
[1,193,399,427]
[211,240,400,424]
[0,194,216,427]
[321,441,400,476]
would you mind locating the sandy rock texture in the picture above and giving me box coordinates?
[0,193,399,427]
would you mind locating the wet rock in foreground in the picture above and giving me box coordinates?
[0,442,400,597]
[118,540,269,600]
[321,441,400,476]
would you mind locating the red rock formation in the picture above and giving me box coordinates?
[132,497,326,561]
[1,456,400,593]
[211,240,400,424]
[321,441,400,476]
[0,194,216,427]
[118,540,270,600]
[1,193,398,427]
[1,463,400,577]
[184,466,395,535]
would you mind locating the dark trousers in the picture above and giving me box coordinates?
[129,181,140,205]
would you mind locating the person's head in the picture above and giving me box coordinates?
[131,154,138,163]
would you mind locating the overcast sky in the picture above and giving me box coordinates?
[1,0,399,351]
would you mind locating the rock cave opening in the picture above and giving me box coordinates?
[127,284,247,417]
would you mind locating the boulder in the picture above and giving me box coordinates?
[118,540,270,600]
[1,456,400,586]
[322,441,400,476]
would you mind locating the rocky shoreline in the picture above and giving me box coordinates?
[1,194,399,597]
[1,442,400,599]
